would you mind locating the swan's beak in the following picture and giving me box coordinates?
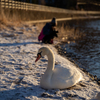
[35,54,41,62]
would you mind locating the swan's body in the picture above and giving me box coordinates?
[35,47,82,89]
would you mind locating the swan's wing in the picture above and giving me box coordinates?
[52,66,74,80]
[51,65,82,89]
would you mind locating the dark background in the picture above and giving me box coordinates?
[14,0,100,11]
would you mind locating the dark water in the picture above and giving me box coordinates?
[60,19,100,78]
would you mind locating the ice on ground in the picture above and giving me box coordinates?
[0,24,100,100]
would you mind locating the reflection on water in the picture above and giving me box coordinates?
[60,19,100,78]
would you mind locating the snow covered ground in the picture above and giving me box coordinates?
[0,24,100,100]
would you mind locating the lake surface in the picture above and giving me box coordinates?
[60,19,100,78]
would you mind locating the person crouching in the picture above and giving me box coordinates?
[38,18,58,44]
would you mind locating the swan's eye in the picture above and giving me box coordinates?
[35,51,42,62]
[37,51,42,57]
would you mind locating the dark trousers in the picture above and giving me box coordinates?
[42,35,53,44]
[42,31,58,44]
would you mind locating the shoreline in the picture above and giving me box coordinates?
[54,18,100,87]
[54,43,100,86]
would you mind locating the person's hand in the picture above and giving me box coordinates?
[52,26,56,30]
[55,31,58,33]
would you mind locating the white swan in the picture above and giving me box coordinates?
[35,47,82,89]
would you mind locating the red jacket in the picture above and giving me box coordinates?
[38,29,45,41]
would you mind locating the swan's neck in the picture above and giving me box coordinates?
[46,50,55,73]
[40,49,55,88]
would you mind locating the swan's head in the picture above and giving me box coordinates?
[35,47,50,62]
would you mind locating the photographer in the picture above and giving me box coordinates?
[38,18,58,44]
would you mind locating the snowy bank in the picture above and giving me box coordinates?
[0,24,100,100]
